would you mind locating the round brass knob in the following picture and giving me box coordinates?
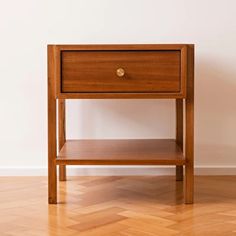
[116,68,125,77]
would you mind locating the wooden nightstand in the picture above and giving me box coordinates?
[48,44,194,204]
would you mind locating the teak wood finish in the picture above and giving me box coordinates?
[176,99,184,181]
[48,44,194,204]
[58,99,66,181]
[57,139,185,165]
[61,51,181,93]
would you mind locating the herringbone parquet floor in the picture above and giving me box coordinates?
[0,176,236,235]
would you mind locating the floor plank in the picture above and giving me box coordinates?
[0,176,236,235]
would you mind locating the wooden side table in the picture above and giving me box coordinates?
[48,44,194,204]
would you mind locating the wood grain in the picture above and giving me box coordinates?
[52,44,188,51]
[61,51,181,93]
[185,44,194,204]
[52,44,190,99]
[47,45,57,204]
[48,44,194,204]
[57,92,186,99]
[57,139,185,165]
[1,176,236,235]
[58,99,66,181]
[176,99,184,181]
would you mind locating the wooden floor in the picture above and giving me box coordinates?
[0,176,236,236]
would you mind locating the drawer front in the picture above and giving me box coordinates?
[61,50,181,93]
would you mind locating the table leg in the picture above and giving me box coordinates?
[176,99,183,181]
[48,45,57,204]
[58,99,66,181]
[185,45,194,204]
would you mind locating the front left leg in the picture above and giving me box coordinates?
[48,45,57,204]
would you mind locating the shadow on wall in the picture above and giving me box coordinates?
[195,57,236,165]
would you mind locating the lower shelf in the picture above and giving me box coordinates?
[56,139,185,165]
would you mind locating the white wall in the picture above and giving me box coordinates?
[1,0,236,175]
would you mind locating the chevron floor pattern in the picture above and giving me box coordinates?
[0,176,236,235]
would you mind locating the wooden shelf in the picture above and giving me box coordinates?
[56,139,185,165]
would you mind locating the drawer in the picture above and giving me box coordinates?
[61,50,181,93]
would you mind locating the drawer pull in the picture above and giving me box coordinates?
[116,68,125,77]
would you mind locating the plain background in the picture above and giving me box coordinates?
[0,0,236,175]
